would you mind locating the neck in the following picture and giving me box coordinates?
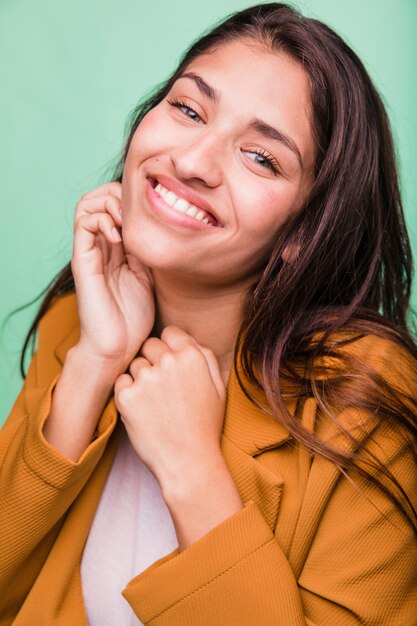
[151,270,250,386]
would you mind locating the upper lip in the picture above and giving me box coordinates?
[148,174,222,226]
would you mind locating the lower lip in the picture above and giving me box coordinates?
[145,178,217,231]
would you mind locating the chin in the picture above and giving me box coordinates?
[123,228,187,272]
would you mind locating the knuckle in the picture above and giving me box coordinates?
[118,407,131,426]
[130,357,145,375]
[104,196,116,211]
[181,344,200,363]
[115,386,129,408]
[80,189,94,200]
[109,182,122,194]
[182,344,195,356]
[75,198,90,214]
[161,325,177,339]
[74,213,84,227]
[160,351,175,367]
[142,337,158,350]
[73,216,83,232]
[128,363,137,377]
[98,214,111,229]
[139,340,155,360]
[74,205,84,221]
[138,366,152,382]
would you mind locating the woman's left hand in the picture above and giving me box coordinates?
[114,326,227,492]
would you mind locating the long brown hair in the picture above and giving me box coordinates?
[19,4,417,530]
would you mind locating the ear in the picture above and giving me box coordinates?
[281,243,301,263]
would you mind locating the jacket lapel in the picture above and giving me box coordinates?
[287,407,380,578]
[221,363,294,531]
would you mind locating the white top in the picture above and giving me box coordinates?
[80,425,179,625]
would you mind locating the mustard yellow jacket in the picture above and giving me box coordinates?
[1,293,416,625]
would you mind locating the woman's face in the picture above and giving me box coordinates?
[121,39,315,286]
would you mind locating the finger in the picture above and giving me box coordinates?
[73,212,122,258]
[160,325,198,352]
[198,346,226,399]
[139,337,173,365]
[114,372,134,395]
[81,182,122,201]
[76,194,122,227]
[129,356,152,378]
[158,326,224,395]
[162,327,225,396]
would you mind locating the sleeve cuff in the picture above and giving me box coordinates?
[122,500,276,623]
[22,375,118,490]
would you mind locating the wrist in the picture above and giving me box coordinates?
[43,345,121,462]
[68,343,129,384]
[161,451,239,506]
[161,454,244,551]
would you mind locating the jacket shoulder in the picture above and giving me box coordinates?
[311,332,417,458]
[315,331,417,397]
[339,332,417,397]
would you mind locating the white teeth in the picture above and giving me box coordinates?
[164,191,178,207]
[173,198,189,212]
[185,206,198,218]
[154,180,214,225]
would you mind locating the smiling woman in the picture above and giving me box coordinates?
[1,3,417,626]
[120,40,314,291]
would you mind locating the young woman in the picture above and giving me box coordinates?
[1,3,416,625]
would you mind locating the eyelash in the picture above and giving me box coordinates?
[166,97,280,175]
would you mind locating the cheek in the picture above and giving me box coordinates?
[236,183,298,239]
[138,108,168,144]
[125,108,172,164]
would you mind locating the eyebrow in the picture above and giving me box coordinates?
[178,72,304,169]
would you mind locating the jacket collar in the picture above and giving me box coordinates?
[224,363,293,455]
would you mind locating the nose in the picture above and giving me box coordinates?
[169,130,223,188]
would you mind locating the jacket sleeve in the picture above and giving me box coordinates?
[0,295,117,616]
[122,342,417,626]
[123,499,307,625]
[122,453,417,626]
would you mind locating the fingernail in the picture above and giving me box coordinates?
[112,228,122,241]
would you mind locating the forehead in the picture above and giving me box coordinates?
[179,39,314,168]
[184,39,309,98]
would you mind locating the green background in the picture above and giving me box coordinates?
[1,0,416,424]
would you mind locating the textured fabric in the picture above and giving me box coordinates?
[81,427,178,626]
[0,292,416,625]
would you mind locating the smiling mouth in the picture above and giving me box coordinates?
[149,177,218,226]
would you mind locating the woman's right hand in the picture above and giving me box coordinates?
[71,181,155,375]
